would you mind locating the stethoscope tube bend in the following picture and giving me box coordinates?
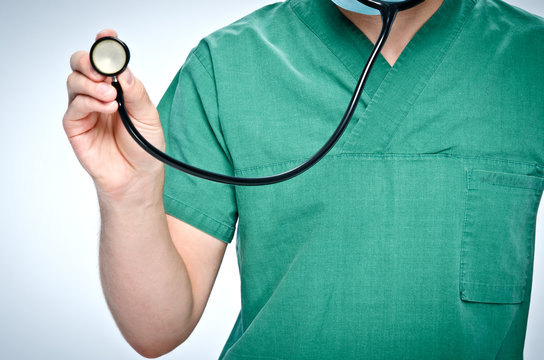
[96,0,424,186]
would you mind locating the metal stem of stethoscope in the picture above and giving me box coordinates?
[93,0,424,186]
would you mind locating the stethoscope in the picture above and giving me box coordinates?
[89,0,424,186]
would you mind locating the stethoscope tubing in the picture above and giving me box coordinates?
[114,0,422,186]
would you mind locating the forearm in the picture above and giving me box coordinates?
[97,177,194,356]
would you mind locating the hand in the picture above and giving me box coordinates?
[63,29,165,200]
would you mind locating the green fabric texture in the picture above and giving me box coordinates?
[157,0,544,358]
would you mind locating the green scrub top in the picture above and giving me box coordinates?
[157,0,544,358]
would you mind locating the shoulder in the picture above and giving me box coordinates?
[462,0,544,68]
[189,1,296,75]
[473,0,544,36]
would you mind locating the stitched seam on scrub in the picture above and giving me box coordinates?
[190,49,214,79]
[234,153,544,175]
[459,170,470,299]
[164,193,235,230]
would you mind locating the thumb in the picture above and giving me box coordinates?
[116,67,158,126]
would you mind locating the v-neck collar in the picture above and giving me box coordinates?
[290,0,477,153]
[291,0,392,102]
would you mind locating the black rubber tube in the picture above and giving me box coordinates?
[114,1,422,186]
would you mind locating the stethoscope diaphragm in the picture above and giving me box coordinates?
[90,36,130,77]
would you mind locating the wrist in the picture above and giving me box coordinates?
[95,169,165,209]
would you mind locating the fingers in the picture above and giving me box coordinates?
[66,29,121,112]
[62,95,117,138]
[89,29,155,120]
[96,28,118,40]
[63,29,124,138]
[67,71,116,104]
[70,50,105,82]
[115,69,158,125]
[65,28,156,128]
[63,93,118,139]
[65,94,117,122]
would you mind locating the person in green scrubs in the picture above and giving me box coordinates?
[63,0,544,359]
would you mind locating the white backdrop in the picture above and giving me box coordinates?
[0,1,542,359]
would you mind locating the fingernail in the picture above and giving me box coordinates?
[97,83,115,96]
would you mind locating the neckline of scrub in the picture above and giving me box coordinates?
[289,0,476,103]
[336,0,478,154]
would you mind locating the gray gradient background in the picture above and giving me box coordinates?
[0,0,542,359]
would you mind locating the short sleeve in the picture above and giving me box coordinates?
[157,44,238,244]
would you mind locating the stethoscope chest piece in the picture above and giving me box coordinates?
[90,36,130,77]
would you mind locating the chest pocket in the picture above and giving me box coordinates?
[460,168,544,304]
